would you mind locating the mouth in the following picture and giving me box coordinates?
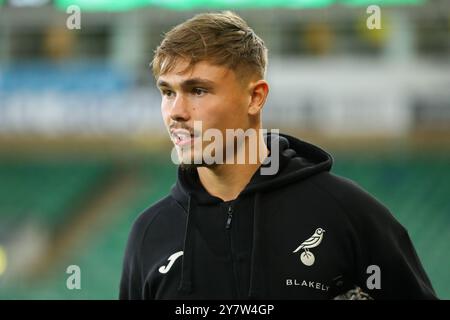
[171,129,197,147]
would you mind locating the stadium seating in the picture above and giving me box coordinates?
[0,153,448,299]
[0,159,113,231]
[0,62,132,93]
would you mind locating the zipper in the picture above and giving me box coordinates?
[225,203,240,298]
[225,205,233,229]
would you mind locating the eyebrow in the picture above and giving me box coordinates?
[157,78,215,90]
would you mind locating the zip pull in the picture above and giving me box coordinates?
[225,205,233,229]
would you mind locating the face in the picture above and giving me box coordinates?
[158,59,253,166]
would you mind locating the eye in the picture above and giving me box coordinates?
[192,87,207,96]
[161,89,175,97]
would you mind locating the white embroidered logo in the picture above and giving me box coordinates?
[293,228,325,266]
[158,251,183,274]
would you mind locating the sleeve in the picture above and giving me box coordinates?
[355,222,437,299]
[346,181,438,299]
[119,215,146,300]
[316,173,438,300]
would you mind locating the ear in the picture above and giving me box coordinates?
[248,80,269,116]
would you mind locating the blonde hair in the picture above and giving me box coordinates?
[152,11,268,80]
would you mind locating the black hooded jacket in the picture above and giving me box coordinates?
[119,133,437,299]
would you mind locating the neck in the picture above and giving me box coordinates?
[197,129,269,202]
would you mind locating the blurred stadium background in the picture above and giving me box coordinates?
[0,0,449,299]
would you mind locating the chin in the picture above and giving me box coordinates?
[179,163,197,171]
[178,155,219,170]
[175,145,221,169]
[177,151,202,166]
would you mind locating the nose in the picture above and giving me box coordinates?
[169,94,191,122]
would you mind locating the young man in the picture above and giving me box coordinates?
[119,12,436,300]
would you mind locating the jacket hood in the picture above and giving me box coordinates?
[170,132,333,298]
[171,132,333,210]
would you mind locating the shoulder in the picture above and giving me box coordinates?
[125,195,184,253]
[307,171,405,234]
